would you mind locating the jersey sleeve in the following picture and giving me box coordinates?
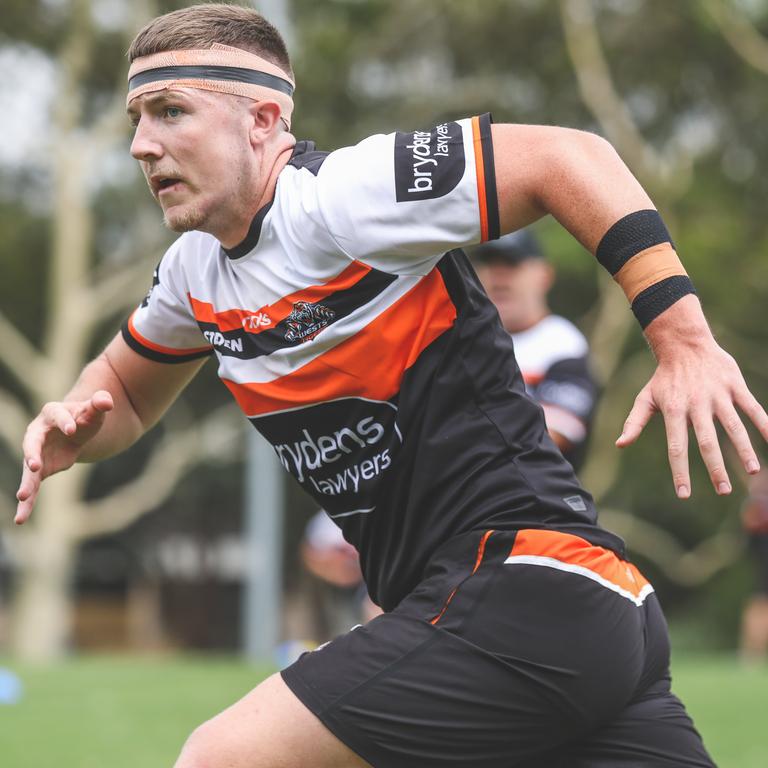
[121,239,213,364]
[313,113,500,275]
[536,356,599,445]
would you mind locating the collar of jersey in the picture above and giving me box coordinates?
[221,140,317,261]
[221,200,274,260]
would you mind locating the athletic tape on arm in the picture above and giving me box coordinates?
[596,210,695,329]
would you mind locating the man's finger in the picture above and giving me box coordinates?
[15,497,35,525]
[16,462,40,503]
[21,425,45,474]
[662,407,690,499]
[616,391,655,447]
[91,390,114,413]
[15,464,41,524]
[717,402,759,476]
[74,391,114,427]
[42,402,77,436]
[734,385,768,448]
[691,410,731,495]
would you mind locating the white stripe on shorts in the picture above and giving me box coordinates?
[504,554,655,607]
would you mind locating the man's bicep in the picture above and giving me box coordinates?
[491,123,555,235]
[104,332,208,429]
[492,123,654,250]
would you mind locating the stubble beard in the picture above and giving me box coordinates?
[159,164,256,241]
[163,203,208,233]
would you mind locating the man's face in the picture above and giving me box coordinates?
[475,259,554,333]
[127,88,257,236]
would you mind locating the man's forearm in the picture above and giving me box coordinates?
[64,353,147,461]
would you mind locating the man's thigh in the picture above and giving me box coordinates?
[173,673,371,768]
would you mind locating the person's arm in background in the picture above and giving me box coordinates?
[15,333,206,524]
[742,468,768,534]
[549,428,572,453]
[491,123,768,497]
[537,355,598,462]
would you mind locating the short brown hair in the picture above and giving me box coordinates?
[128,3,293,78]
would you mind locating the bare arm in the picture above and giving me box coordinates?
[491,124,768,495]
[15,332,206,523]
[491,124,653,245]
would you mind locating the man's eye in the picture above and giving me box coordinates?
[165,106,183,118]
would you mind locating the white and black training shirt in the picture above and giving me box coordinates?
[123,114,624,610]
[511,315,598,472]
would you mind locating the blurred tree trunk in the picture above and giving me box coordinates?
[8,0,95,661]
[11,472,85,657]
[560,0,685,495]
[557,0,748,582]
[2,0,242,662]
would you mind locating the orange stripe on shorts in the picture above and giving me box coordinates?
[505,529,653,606]
[430,530,495,625]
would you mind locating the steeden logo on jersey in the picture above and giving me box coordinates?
[394,121,465,202]
[284,301,335,343]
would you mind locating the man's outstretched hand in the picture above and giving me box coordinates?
[616,337,768,499]
[15,391,114,525]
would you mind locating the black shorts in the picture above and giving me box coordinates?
[282,528,715,768]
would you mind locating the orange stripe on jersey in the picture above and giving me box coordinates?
[521,371,545,386]
[189,261,372,334]
[224,269,457,416]
[506,529,652,605]
[472,115,489,242]
[127,311,212,356]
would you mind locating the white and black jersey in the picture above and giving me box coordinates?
[511,315,598,471]
[123,114,624,610]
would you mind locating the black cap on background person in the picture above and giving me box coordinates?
[468,229,544,268]
[468,229,554,335]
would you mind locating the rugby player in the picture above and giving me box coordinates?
[15,5,768,767]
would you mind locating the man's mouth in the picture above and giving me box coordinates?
[150,174,185,197]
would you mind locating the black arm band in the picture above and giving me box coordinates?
[631,275,696,330]
[595,209,673,274]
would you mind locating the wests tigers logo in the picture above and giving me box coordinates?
[284,301,335,343]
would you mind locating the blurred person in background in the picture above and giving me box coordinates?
[301,510,380,641]
[740,466,768,662]
[470,230,598,473]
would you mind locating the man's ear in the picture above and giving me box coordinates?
[248,100,283,144]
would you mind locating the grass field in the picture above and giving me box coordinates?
[0,654,765,767]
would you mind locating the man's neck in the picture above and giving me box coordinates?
[218,131,297,249]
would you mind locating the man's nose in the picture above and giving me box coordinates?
[130,120,163,161]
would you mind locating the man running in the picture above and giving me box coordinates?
[16,5,768,767]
